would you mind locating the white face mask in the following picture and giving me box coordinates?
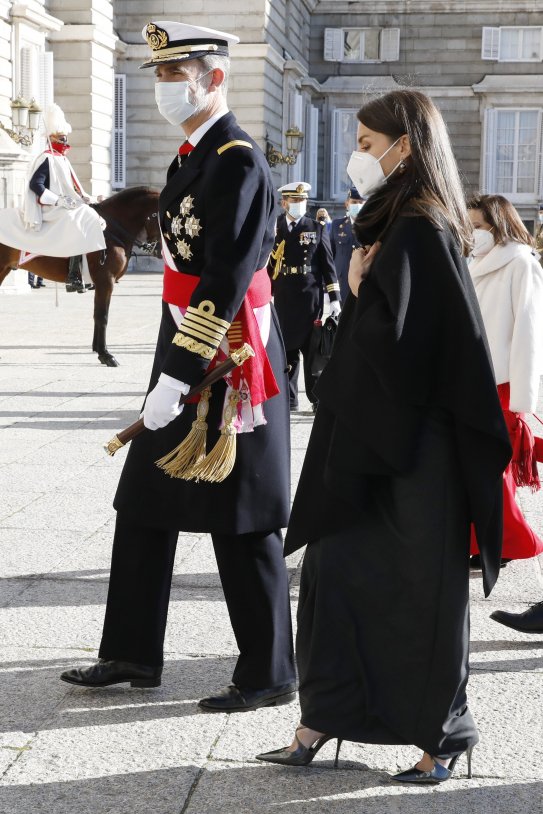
[154,72,211,126]
[348,203,363,218]
[472,228,495,257]
[288,201,306,219]
[346,137,404,197]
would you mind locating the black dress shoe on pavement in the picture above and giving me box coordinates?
[198,682,297,712]
[60,658,162,688]
[490,601,543,633]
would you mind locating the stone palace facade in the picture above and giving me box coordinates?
[1,0,542,228]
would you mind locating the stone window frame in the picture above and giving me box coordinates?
[330,107,358,201]
[483,107,543,204]
[482,26,543,63]
[324,28,400,64]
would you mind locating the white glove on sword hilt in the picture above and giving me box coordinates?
[143,374,190,431]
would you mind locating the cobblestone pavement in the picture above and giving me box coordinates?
[1,273,542,813]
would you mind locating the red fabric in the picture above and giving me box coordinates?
[497,383,540,491]
[178,141,194,155]
[48,143,70,155]
[470,382,543,559]
[162,264,278,406]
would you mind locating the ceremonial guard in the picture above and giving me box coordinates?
[269,182,340,411]
[61,21,296,711]
[330,187,365,302]
[0,104,105,293]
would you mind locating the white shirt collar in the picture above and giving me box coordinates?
[185,109,229,148]
[287,215,302,226]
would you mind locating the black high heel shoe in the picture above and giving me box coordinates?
[392,745,474,784]
[256,726,343,768]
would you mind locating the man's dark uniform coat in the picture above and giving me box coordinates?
[270,212,340,407]
[330,214,361,303]
[99,113,295,690]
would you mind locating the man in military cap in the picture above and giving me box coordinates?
[269,182,340,411]
[330,187,365,302]
[61,20,296,712]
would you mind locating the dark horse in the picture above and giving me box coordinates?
[0,186,161,367]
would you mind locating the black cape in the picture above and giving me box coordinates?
[285,206,511,596]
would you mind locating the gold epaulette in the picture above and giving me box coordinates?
[217,140,253,155]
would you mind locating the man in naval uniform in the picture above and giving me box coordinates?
[330,187,365,303]
[61,20,296,712]
[0,103,105,291]
[269,182,340,411]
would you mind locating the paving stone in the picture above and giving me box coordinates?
[1,273,542,814]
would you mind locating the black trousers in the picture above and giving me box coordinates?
[286,330,318,408]
[99,514,296,689]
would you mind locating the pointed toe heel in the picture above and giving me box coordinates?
[256,728,343,768]
[392,745,475,784]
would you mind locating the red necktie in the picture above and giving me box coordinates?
[178,141,194,155]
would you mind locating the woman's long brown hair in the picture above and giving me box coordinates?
[467,193,535,248]
[355,90,473,254]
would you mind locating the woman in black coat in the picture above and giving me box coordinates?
[256,90,511,783]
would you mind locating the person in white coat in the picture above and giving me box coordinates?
[0,103,105,292]
[467,194,543,633]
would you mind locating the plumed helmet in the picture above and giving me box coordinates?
[44,103,72,137]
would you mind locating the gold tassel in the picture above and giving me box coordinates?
[155,387,211,478]
[187,390,240,483]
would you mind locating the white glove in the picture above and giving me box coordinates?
[56,195,79,210]
[329,300,341,317]
[143,374,190,431]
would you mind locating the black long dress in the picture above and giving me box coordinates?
[284,205,511,758]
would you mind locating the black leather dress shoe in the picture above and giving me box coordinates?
[60,659,162,688]
[198,682,297,712]
[490,601,543,633]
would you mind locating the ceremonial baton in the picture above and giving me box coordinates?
[104,343,255,456]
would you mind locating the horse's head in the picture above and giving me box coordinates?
[97,187,161,257]
[140,190,161,258]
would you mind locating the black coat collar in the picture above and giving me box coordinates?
[160,112,238,216]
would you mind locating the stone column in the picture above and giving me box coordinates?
[48,0,117,198]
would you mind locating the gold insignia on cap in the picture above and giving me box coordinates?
[296,184,305,194]
[146,23,169,51]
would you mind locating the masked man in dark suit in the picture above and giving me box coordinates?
[330,187,365,303]
[269,182,340,412]
[61,20,296,712]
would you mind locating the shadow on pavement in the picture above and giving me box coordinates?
[0,655,238,733]
[0,765,540,814]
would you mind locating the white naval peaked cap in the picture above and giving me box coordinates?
[44,103,72,136]
[278,181,311,199]
[140,20,240,68]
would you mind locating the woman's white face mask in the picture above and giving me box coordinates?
[472,228,495,257]
[155,71,212,126]
[346,137,404,197]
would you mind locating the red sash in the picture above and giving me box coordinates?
[163,264,278,406]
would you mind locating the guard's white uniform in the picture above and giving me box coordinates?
[0,149,105,257]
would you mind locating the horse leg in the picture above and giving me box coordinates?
[88,250,125,367]
[0,246,23,285]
